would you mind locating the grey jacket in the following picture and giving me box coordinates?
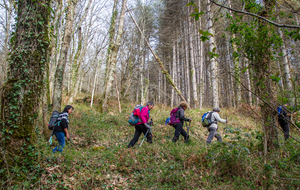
[208,111,226,130]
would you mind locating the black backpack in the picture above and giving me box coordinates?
[277,106,287,120]
[48,111,60,130]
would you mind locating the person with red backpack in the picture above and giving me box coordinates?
[127,101,154,148]
[171,102,191,143]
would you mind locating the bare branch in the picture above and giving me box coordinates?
[210,0,300,29]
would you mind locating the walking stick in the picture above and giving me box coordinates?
[140,119,153,147]
[187,120,191,135]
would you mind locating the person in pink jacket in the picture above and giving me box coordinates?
[127,101,154,148]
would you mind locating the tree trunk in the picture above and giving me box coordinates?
[184,21,191,104]
[0,0,13,86]
[188,6,199,108]
[53,0,77,112]
[102,0,127,112]
[244,58,252,105]
[278,27,293,105]
[49,0,63,103]
[207,0,219,107]
[69,26,83,103]
[171,41,175,107]
[0,0,51,178]
[228,0,241,106]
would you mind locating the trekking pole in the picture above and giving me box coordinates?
[140,129,150,147]
[225,117,227,134]
[140,119,152,147]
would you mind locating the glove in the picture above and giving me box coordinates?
[144,123,151,130]
[187,118,191,122]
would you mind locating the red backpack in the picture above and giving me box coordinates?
[169,107,182,125]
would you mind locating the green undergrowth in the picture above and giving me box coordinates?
[1,101,300,189]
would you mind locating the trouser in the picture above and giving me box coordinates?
[172,122,188,142]
[206,127,222,144]
[128,124,152,148]
[52,132,65,153]
[278,119,290,140]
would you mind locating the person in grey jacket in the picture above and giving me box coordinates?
[206,107,228,144]
[172,102,192,143]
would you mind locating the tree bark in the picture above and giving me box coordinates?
[207,0,219,107]
[102,0,127,112]
[0,0,13,86]
[188,6,199,108]
[53,0,77,112]
[0,0,51,178]
[278,27,293,105]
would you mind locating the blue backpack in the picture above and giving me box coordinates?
[201,112,214,127]
[128,105,144,126]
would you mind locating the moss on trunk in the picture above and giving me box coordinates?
[0,0,51,182]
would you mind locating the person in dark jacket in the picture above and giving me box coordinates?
[127,101,154,148]
[172,102,191,143]
[52,105,74,153]
[277,103,292,140]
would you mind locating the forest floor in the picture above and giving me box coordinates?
[11,95,300,189]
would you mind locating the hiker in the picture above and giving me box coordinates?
[127,101,154,148]
[206,107,227,144]
[172,102,191,143]
[277,103,292,140]
[52,105,74,153]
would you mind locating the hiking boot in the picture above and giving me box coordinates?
[172,137,178,142]
[184,135,189,143]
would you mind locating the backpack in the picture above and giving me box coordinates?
[169,108,182,126]
[48,111,60,130]
[277,105,287,120]
[128,105,143,126]
[201,111,215,127]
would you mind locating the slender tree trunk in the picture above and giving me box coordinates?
[158,68,161,103]
[199,16,204,109]
[115,73,121,113]
[0,0,51,178]
[49,0,63,103]
[69,26,83,103]
[0,0,13,86]
[102,0,127,112]
[207,0,219,107]
[184,21,191,104]
[53,0,77,112]
[278,28,293,105]
[104,0,118,88]
[244,58,252,105]
[228,0,241,106]
[188,6,199,108]
[171,41,175,107]
[176,38,181,104]
[91,50,102,108]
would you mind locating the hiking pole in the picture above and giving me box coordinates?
[187,120,191,135]
[140,129,149,147]
[140,119,152,147]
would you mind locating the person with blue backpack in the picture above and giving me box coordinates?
[171,102,191,143]
[205,107,227,144]
[52,105,74,153]
[277,103,292,140]
[127,101,154,148]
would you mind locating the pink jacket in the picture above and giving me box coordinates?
[136,106,150,125]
